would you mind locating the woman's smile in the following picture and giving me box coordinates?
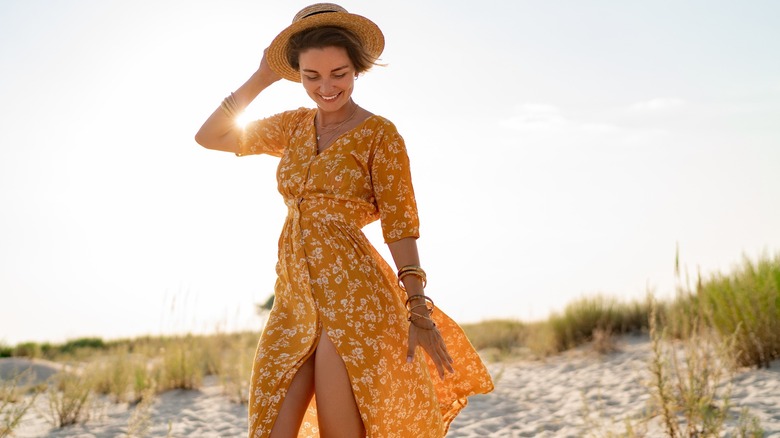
[299,46,355,114]
[319,92,341,102]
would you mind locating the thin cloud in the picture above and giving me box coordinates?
[500,103,620,133]
[629,97,686,111]
[499,104,567,131]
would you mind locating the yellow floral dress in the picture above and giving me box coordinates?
[238,108,493,437]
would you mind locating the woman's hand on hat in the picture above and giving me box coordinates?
[407,324,455,379]
[257,48,282,85]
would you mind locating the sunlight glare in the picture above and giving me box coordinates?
[235,112,251,128]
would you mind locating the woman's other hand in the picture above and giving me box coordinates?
[406,324,455,379]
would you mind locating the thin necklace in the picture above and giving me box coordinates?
[316,103,359,141]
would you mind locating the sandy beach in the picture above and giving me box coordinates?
[4,335,779,437]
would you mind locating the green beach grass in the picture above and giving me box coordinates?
[1,252,776,435]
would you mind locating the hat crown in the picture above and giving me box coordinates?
[267,3,384,82]
[293,3,348,23]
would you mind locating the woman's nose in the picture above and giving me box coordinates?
[319,79,334,93]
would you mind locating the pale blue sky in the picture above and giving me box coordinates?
[2,1,779,345]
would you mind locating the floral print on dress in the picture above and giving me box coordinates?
[238,108,493,438]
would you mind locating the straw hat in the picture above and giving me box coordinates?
[266,3,385,82]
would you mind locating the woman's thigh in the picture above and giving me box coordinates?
[314,332,365,438]
[269,354,315,438]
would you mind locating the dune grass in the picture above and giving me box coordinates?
[0,330,261,435]
[546,295,650,353]
[2,252,776,434]
[460,319,525,360]
[6,254,773,368]
[45,366,93,428]
[461,295,650,359]
[1,369,39,438]
[648,297,735,437]
[693,254,780,368]
[460,253,777,435]
[460,252,780,367]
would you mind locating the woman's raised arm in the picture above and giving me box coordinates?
[194,50,281,153]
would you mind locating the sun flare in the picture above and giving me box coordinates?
[235,112,251,129]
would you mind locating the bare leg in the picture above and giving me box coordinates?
[315,332,365,438]
[269,355,315,438]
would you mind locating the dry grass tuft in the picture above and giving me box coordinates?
[218,332,256,404]
[45,365,94,428]
[1,369,40,437]
[647,295,764,437]
[158,336,204,392]
[126,387,156,437]
[591,327,619,355]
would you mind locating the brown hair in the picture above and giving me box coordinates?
[286,26,379,74]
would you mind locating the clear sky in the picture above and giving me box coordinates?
[2,0,779,345]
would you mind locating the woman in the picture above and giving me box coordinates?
[195,4,493,437]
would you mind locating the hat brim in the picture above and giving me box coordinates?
[266,11,384,83]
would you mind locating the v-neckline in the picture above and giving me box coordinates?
[312,113,377,157]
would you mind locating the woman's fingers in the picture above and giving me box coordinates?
[431,332,454,376]
[407,325,456,379]
[406,325,418,363]
[258,48,282,82]
[436,341,455,373]
[424,340,446,378]
[410,326,454,379]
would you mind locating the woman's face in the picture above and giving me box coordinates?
[298,46,356,113]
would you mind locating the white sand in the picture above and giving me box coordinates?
[4,335,780,437]
[0,358,65,385]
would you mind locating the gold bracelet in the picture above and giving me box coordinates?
[408,312,434,323]
[406,295,435,325]
[397,265,427,290]
[408,313,436,330]
[398,265,426,278]
[219,92,241,119]
[405,294,425,305]
[409,303,431,312]
[404,295,434,310]
[398,271,427,290]
[397,264,422,275]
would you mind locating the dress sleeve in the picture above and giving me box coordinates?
[236,109,309,157]
[370,121,421,243]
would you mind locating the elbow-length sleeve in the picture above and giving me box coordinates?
[237,108,311,157]
[370,121,421,243]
